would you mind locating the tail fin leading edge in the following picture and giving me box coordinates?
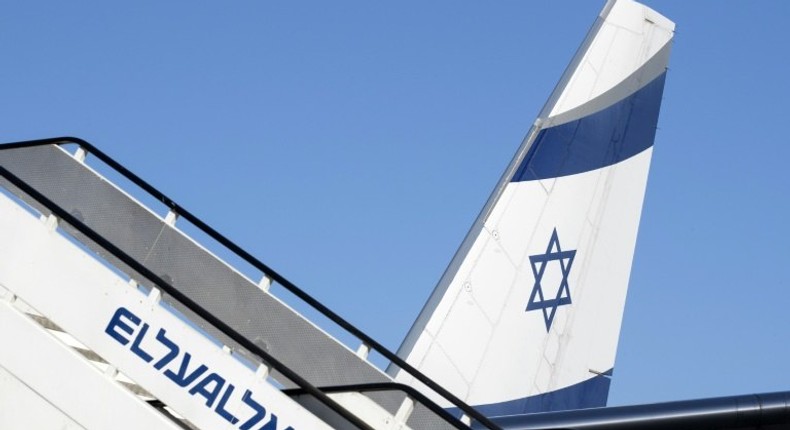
[392,0,674,416]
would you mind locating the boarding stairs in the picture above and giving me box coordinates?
[0,138,501,430]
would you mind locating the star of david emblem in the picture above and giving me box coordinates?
[525,228,577,332]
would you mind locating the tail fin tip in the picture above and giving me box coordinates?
[393,0,674,416]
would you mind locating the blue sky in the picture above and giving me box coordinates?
[2,1,789,408]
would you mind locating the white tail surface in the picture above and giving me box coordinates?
[392,0,674,416]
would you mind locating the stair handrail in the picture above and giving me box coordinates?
[0,137,501,430]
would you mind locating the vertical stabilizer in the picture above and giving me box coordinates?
[393,0,674,416]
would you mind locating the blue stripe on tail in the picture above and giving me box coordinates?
[513,72,667,182]
[449,370,612,418]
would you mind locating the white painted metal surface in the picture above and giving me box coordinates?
[0,366,84,430]
[404,150,652,404]
[547,0,674,120]
[394,0,675,412]
[0,191,335,430]
[0,289,182,430]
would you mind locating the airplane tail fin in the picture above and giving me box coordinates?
[392,0,674,416]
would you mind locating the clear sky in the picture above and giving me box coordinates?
[2,1,789,408]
